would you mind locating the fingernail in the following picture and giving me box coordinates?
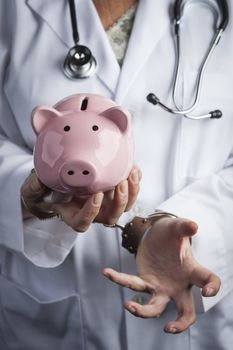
[93,192,103,205]
[119,181,127,195]
[205,288,214,296]
[130,169,139,184]
[128,306,136,313]
[103,271,110,278]
[170,328,177,333]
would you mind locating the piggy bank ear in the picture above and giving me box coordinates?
[31,106,62,134]
[99,107,130,132]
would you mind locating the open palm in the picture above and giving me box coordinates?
[103,217,221,334]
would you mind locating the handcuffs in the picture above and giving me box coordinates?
[105,211,177,255]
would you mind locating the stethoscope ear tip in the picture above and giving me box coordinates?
[210,110,222,119]
[146,93,160,105]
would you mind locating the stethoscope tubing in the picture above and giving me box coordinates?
[147,0,229,120]
[148,29,223,119]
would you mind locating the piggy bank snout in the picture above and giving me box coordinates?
[60,161,97,191]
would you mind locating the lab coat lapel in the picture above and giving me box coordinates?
[26,0,73,47]
[115,0,171,103]
[26,0,120,94]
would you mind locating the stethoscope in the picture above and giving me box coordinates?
[63,0,229,120]
[63,0,97,79]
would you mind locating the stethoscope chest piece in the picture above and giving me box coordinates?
[64,44,97,79]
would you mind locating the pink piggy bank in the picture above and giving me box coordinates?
[32,93,134,195]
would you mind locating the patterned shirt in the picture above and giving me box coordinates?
[106,4,137,66]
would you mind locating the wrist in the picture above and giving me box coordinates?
[121,210,177,255]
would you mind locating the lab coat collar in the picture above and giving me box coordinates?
[26,0,120,94]
[115,0,171,102]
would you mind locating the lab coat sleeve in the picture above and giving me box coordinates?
[0,1,77,268]
[0,133,78,268]
[158,158,233,312]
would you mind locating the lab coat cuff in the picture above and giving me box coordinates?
[23,218,78,268]
[0,157,77,268]
[0,161,32,253]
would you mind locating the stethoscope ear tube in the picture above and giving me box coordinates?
[146,94,223,120]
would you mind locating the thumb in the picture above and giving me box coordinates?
[174,218,198,239]
[21,172,51,201]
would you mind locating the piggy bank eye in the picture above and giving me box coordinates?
[92,125,99,131]
[64,125,71,132]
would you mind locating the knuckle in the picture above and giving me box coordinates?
[117,193,128,206]
[83,207,99,221]
[130,182,140,193]
[118,204,127,216]
[118,196,129,210]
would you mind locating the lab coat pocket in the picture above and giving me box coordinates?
[178,70,233,179]
[0,275,84,350]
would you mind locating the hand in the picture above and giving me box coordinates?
[103,217,221,334]
[21,166,141,231]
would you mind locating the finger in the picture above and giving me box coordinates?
[191,264,221,297]
[125,294,170,318]
[103,180,129,225]
[125,166,141,211]
[173,218,198,239]
[55,192,104,232]
[164,290,196,334]
[103,268,153,293]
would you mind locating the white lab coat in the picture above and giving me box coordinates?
[0,0,233,349]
